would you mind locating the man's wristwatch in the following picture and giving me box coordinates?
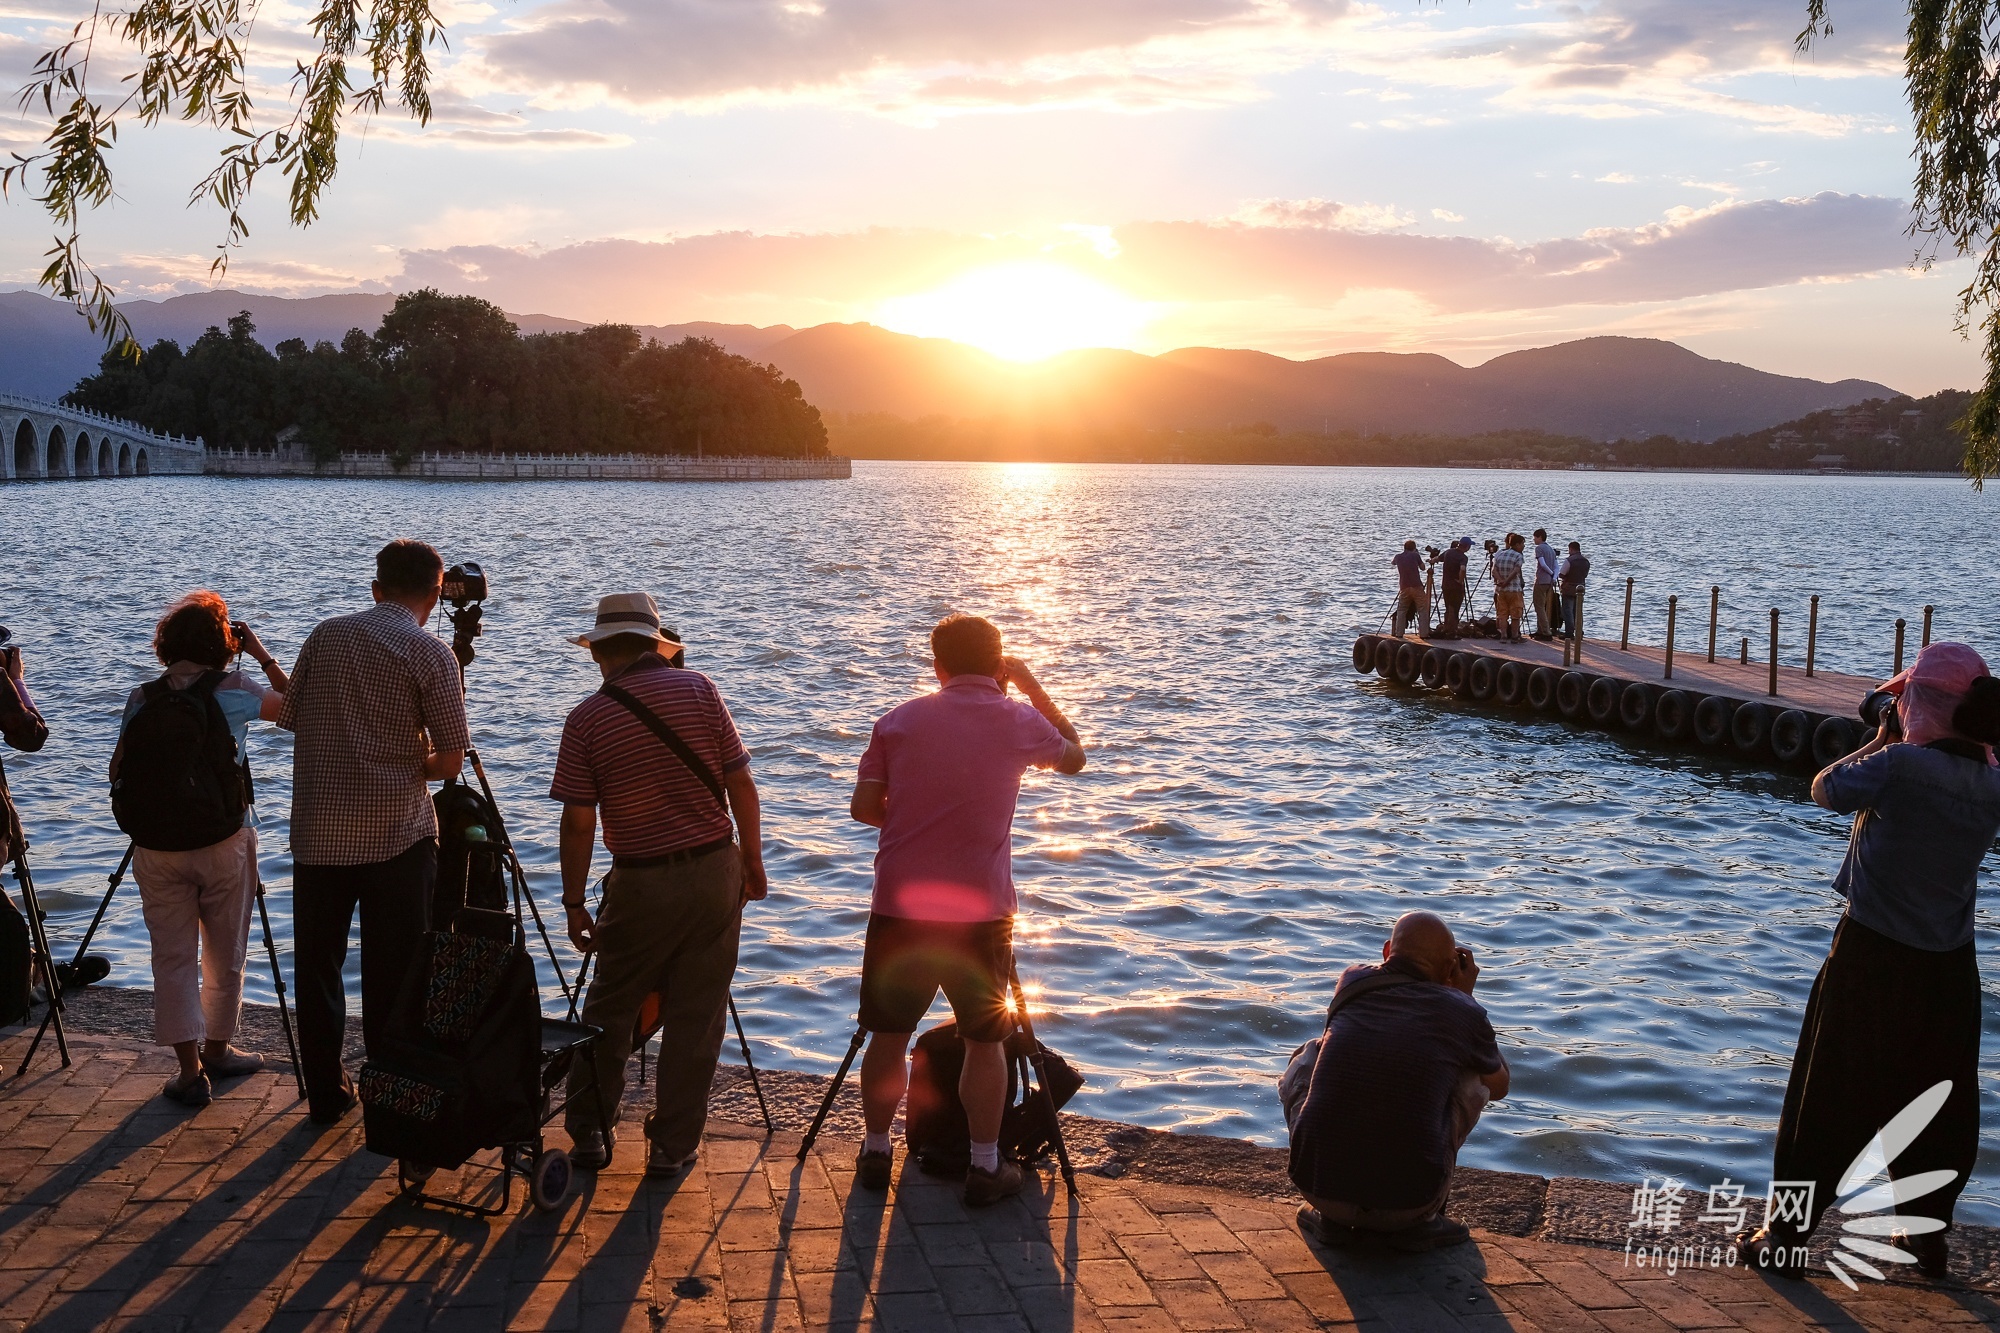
[562,901,587,911]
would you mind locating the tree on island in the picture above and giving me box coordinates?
[64,289,830,461]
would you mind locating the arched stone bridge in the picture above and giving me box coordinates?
[0,392,204,480]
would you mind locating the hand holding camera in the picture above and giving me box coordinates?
[1450,945,1480,996]
[231,621,273,666]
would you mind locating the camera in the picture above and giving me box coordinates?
[443,562,488,607]
[1425,545,1443,562]
[1859,689,1900,734]
[1483,539,1499,554]
[442,562,488,669]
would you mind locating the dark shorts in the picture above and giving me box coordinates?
[857,913,1014,1042]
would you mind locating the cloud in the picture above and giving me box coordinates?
[468,0,1351,112]
[380,192,1920,338]
[1232,198,1415,231]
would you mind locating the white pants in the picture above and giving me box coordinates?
[135,826,258,1047]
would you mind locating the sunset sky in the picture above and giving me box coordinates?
[0,0,1974,392]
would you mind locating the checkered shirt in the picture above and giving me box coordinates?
[1491,548,1525,592]
[278,602,471,866]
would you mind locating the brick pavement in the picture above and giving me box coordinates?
[2,1033,1998,1331]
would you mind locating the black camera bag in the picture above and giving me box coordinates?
[360,921,542,1168]
[111,671,247,852]
[0,889,29,1026]
[905,1019,1084,1176]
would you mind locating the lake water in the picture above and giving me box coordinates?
[4,462,1998,1217]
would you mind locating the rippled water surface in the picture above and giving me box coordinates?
[4,464,1999,1215]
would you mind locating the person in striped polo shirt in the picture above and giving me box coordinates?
[550,592,767,1177]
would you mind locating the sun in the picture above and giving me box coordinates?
[873,262,1153,362]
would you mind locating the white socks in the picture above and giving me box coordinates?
[863,1131,893,1156]
[970,1140,1000,1173]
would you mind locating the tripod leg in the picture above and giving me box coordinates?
[467,747,577,1008]
[1008,961,1076,1194]
[729,992,774,1135]
[64,843,133,975]
[14,852,69,1075]
[255,879,307,1100]
[797,1027,866,1162]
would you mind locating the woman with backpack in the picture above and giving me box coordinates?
[110,591,289,1107]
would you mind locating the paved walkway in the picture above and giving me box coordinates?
[1,1033,1996,1331]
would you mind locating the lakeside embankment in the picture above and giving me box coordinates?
[17,987,2000,1313]
[201,448,851,481]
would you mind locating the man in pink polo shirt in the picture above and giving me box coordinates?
[849,613,1086,1205]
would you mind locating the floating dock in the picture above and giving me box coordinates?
[1352,631,1876,772]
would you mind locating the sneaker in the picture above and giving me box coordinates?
[1381,1215,1472,1253]
[570,1127,613,1171]
[647,1141,698,1179]
[53,955,111,990]
[200,1046,264,1080]
[162,1071,212,1108]
[963,1160,1025,1207]
[855,1148,893,1191]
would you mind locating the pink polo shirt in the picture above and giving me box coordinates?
[858,675,1069,923]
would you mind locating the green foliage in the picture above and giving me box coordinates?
[64,289,829,461]
[1805,1,2000,484]
[2,0,441,351]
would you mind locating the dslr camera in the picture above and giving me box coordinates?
[1859,688,1901,735]
[1483,538,1500,554]
[1425,545,1443,562]
[442,562,488,669]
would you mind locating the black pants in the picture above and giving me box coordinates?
[1773,913,1979,1234]
[293,838,435,1116]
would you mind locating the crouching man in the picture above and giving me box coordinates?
[1282,911,1509,1251]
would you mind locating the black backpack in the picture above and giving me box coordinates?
[904,1019,1084,1177]
[112,670,249,852]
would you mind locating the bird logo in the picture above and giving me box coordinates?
[1821,1079,1954,1289]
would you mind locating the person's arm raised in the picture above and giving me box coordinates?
[1000,656,1086,774]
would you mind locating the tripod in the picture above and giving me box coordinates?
[9,814,69,1076]
[797,955,1079,1194]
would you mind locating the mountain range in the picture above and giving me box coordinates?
[0,288,1900,443]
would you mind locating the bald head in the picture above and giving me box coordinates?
[1386,911,1458,983]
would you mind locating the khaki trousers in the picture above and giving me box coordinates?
[566,844,743,1157]
[1533,584,1556,637]
[135,826,258,1048]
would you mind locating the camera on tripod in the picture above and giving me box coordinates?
[442,562,488,669]
[1425,545,1444,564]
[1482,539,1500,555]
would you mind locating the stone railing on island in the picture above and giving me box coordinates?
[201,447,851,482]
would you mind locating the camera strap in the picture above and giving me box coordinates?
[598,683,728,812]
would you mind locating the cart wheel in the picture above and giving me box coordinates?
[530,1148,572,1213]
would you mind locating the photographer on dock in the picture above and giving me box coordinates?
[1491,534,1526,643]
[1282,911,1508,1253]
[1531,530,1559,641]
[1437,538,1472,639]
[1557,542,1589,641]
[1741,643,2000,1281]
[281,540,469,1128]
[1390,541,1430,639]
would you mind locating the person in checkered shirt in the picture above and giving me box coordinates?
[278,540,470,1124]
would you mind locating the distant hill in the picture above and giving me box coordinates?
[1706,389,1973,471]
[0,288,1898,442]
[757,326,1899,442]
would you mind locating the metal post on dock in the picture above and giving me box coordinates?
[1923,605,1934,648]
[1806,595,1819,678]
[1663,596,1677,680]
[1894,619,1907,674]
[1768,609,1779,697]
[1572,588,1585,665]
[1707,586,1720,663]
[1741,637,1749,665]
[1621,577,1634,651]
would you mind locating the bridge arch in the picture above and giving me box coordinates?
[12,419,36,479]
[96,437,111,475]
[74,431,92,477]
[45,425,65,477]
[135,447,149,476]
[118,442,132,476]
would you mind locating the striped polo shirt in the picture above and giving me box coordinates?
[548,653,749,857]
